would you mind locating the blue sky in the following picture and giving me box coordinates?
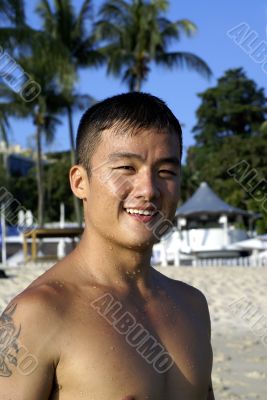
[7,0,267,161]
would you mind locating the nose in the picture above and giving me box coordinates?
[132,169,160,201]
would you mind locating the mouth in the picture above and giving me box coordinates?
[123,208,159,224]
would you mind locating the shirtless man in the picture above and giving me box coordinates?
[0,92,215,400]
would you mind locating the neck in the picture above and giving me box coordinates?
[72,228,154,293]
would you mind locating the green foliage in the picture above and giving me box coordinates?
[184,68,267,232]
[0,152,77,223]
[193,68,267,149]
[9,168,37,214]
[96,0,211,91]
[0,0,212,226]
[36,0,104,86]
[44,152,77,222]
[0,0,25,26]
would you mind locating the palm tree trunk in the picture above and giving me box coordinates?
[133,76,141,92]
[66,105,82,226]
[36,124,44,227]
[1,124,10,179]
[67,105,75,165]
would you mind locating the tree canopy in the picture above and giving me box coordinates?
[96,0,211,91]
[193,68,267,149]
[184,68,267,232]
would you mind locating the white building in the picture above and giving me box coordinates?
[152,182,260,265]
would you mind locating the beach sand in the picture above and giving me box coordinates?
[0,263,266,399]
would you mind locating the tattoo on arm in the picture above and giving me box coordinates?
[0,303,21,377]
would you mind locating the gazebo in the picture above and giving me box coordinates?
[173,182,259,256]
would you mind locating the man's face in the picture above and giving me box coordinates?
[83,128,181,250]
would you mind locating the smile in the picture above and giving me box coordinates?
[124,208,159,223]
[125,208,157,216]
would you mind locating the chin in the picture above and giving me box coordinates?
[122,234,156,251]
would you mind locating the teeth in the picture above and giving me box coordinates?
[125,208,156,216]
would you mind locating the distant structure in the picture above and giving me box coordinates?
[174,182,259,257]
[0,141,48,176]
[152,182,261,265]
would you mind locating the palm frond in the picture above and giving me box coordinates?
[0,107,10,145]
[99,0,129,21]
[0,0,25,26]
[175,19,197,37]
[74,0,93,38]
[35,0,55,34]
[155,51,212,79]
[96,0,211,91]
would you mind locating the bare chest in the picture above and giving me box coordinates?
[51,293,212,400]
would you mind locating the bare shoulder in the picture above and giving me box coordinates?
[1,277,66,360]
[2,257,85,337]
[0,269,72,399]
[153,268,211,334]
[153,267,207,298]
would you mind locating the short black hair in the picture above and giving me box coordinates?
[76,92,182,175]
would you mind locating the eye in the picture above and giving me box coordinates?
[159,170,177,177]
[114,165,135,173]
[114,166,135,171]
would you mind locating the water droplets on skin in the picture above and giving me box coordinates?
[55,280,64,288]
[186,359,196,369]
[184,345,195,369]
[79,390,89,397]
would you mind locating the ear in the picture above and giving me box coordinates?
[69,165,88,200]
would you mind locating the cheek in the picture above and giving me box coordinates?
[106,173,133,201]
[162,179,180,199]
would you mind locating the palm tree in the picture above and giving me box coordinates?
[0,29,72,226]
[0,108,10,147]
[36,0,104,224]
[96,0,212,91]
[48,91,96,166]
[0,0,26,149]
[0,0,36,52]
[0,0,25,26]
[0,0,30,174]
[0,108,10,174]
[0,1,88,226]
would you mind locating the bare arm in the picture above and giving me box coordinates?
[202,293,215,400]
[193,288,215,400]
[207,382,215,400]
[0,288,60,399]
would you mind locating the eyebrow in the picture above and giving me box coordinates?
[108,152,180,166]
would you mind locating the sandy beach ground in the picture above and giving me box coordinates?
[0,263,266,399]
